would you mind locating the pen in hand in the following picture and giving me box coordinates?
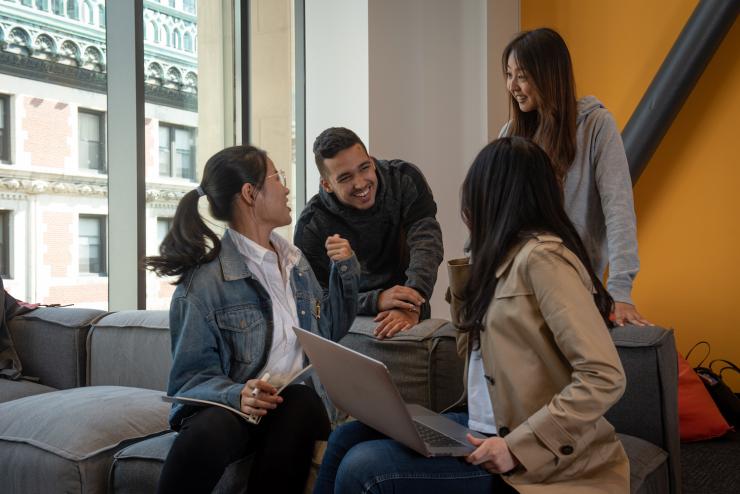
[246,372,271,424]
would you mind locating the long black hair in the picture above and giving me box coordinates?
[459,137,613,332]
[502,28,577,181]
[145,145,268,283]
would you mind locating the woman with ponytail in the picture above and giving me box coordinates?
[314,138,628,494]
[146,145,360,494]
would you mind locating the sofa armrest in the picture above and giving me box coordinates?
[8,308,108,389]
[607,324,680,494]
[87,310,171,391]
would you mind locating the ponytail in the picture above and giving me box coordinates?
[144,145,268,284]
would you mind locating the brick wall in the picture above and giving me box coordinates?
[42,211,73,277]
[23,97,72,168]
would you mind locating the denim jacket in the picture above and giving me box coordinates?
[167,230,360,427]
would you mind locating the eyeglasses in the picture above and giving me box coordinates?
[266,169,287,188]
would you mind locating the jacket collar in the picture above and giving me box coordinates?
[494,233,562,278]
[218,230,253,281]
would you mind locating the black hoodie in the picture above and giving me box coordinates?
[294,158,443,319]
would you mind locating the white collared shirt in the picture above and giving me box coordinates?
[467,348,498,434]
[229,228,304,387]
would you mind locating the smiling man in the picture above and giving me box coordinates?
[294,127,443,339]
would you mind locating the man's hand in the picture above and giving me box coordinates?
[325,234,353,262]
[613,302,651,327]
[377,285,425,312]
[373,309,419,339]
[240,379,283,417]
[465,434,518,474]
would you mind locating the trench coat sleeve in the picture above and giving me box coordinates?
[504,245,626,474]
[446,258,471,359]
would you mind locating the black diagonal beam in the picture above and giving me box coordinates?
[623,0,739,184]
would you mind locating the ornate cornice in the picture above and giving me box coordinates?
[0,168,190,204]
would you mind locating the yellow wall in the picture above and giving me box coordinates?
[521,1,740,390]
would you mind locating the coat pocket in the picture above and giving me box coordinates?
[215,304,267,365]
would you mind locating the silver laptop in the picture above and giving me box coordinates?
[293,327,485,457]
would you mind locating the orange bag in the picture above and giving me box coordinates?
[678,352,732,441]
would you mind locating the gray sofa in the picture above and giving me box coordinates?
[0,308,680,494]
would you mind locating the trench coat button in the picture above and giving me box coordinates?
[560,445,574,455]
[498,427,510,437]
[298,272,303,277]
[301,310,306,315]
[340,265,348,272]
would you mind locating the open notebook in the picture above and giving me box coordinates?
[162,364,314,424]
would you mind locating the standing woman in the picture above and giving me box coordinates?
[501,27,648,326]
[145,145,360,494]
[313,138,629,494]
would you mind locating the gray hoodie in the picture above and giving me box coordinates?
[502,96,639,304]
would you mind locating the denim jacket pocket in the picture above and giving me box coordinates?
[215,304,267,366]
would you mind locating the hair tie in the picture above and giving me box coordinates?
[195,185,205,197]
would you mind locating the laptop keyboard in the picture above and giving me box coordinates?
[413,421,466,448]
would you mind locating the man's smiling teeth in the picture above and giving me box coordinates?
[353,187,370,197]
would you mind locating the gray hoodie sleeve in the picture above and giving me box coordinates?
[592,113,639,304]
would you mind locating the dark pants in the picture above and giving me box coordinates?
[157,384,330,494]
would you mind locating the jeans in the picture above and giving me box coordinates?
[313,412,516,494]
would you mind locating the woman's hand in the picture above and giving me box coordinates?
[325,234,353,262]
[240,379,283,416]
[613,302,651,326]
[465,434,518,474]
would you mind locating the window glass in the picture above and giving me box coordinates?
[249,0,298,239]
[79,215,106,275]
[0,0,108,307]
[78,110,105,171]
[0,210,9,278]
[0,96,8,162]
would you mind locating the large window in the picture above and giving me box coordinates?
[0,95,8,163]
[0,211,9,278]
[78,109,105,171]
[157,217,173,244]
[79,215,106,275]
[159,124,195,180]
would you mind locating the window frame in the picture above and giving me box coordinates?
[78,214,107,276]
[78,108,106,172]
[158,122,195,181]
[0,94,9,163]
[0,210,10,279]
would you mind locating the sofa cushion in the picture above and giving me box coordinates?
[9,307,107,388]
[111,432,253,494]
[0,386,170,494]
[340,317,464,412]
[0,378,57,404]
[618,433,669,494]
[87,310,171,390]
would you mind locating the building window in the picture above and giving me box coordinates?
[0,95,9,163]
[83,1,94,24]
[184,32,193,52]
[79,215,106,275]
[52,0,63,15]
[78,109,105,171]
[36,0,49,11]
[0,211,9,278]
[21,0,33,7]
[98,5,105,27]
[67,0,80,20]
[157,217,173,244]
[159,124,195,180]
[183,0,195,14]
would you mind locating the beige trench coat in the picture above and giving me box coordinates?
[447,234,630,494]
